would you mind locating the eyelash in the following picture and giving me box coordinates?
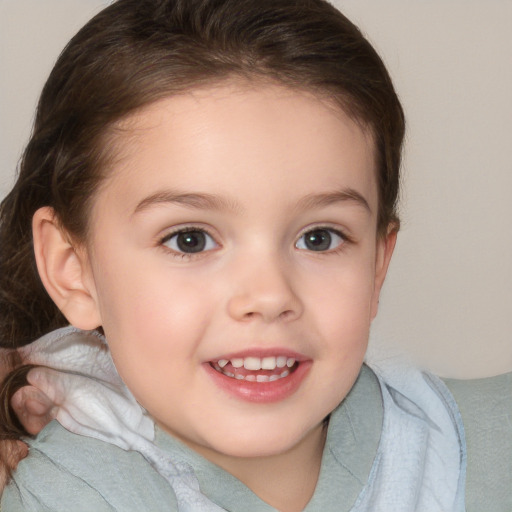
[158,225,351,259]
[159,226,219,259]
[295,226,350,254]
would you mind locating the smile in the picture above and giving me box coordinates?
[205,350,310,403]
[211,356,298,382]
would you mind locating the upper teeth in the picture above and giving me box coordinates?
[217,356,296,371]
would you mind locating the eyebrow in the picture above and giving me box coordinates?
[133,190,241,215]
[133,187,371,216]
[296,189,372,214]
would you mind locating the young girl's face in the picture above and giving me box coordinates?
[75,82,394,465]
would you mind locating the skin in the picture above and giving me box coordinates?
[32,82,396,511]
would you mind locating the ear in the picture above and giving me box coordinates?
[370,226,397,320]
[32,207,101,330]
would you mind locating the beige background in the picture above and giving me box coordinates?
[1,0,511,378]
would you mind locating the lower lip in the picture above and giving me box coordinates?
[203,361,312,403]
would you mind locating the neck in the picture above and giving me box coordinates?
[192,422,328,512]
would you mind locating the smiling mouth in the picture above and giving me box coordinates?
[210,356,299,382]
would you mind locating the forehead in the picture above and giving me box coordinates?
[95,82,378,217]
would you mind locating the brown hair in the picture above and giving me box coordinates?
[0,358,34,478]
[0,0,404,401]
[0,365,34,440]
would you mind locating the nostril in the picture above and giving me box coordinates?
[279,310,294,320]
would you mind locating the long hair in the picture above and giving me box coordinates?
[0,0,404,441]
[0,0,404,349]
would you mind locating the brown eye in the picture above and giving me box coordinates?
[163,229,217,254]
[296,228,344,252]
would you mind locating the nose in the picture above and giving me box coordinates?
[226,255,303,323]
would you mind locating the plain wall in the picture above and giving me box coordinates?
[1,0,511,378]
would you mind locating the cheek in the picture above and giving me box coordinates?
[307,258,376,326]
[310,268,374,398]
[92,259,216,379]
[303,260,376,383]
[96,255,208,329]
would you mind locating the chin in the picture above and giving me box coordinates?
[199,421,323,461]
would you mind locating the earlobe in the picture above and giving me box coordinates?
[32,207,102,330]
[370,227,397,320]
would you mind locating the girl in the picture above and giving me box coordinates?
[0,0,510,510]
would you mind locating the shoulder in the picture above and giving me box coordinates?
[443,373,512,512]
[2,421,178,512]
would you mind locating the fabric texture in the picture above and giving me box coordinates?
[17,328,224,512]
[445,373,512,511]
[350,362,466,511]
[4,328,469,511]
